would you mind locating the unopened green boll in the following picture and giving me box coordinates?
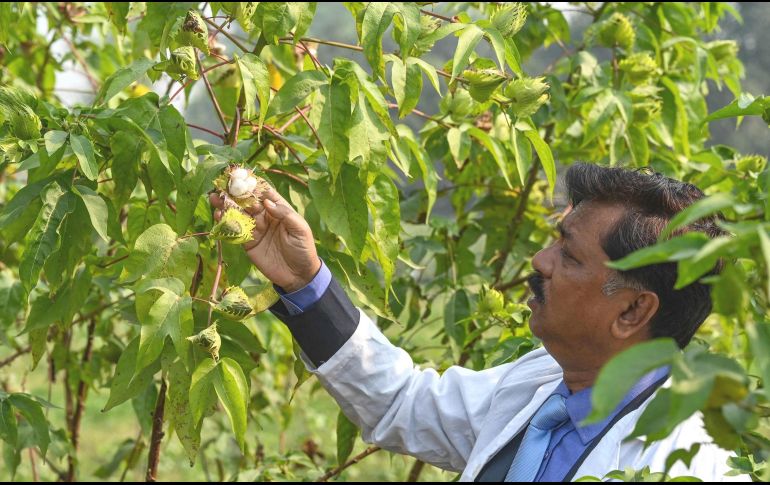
[619,53,658,84]
[215,286,255,320]
[491,3,528,37]
[463,69,507,103]
[187,323,222,361]
[503,77,550,117]
[596,13,635,50]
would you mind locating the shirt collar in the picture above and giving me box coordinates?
[555,366,670,445]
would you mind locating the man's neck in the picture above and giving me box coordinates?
[561,367,600,394]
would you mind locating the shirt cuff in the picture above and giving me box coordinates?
[274,260,332,316]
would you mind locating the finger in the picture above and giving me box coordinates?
[263,199,306,233]
[209,192,225,209]
[261,187,291,208]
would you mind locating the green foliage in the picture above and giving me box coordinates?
[0,2,768,482]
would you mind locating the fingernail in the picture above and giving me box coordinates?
[265,200,276,208]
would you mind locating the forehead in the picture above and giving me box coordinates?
[562,201,627,257]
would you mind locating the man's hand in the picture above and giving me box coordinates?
[209,188,321,292]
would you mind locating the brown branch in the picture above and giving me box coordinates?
[66,318,97,481]
[420,9,459,23]
[229,106,242,147]
[262,125,304,166]
[29,448,38,481]
[203,17,251,52]
[407,459,426,482]
[170,59,232,102]
[71,298,127,327]
[494,274,530,292]
[297,39,322,70]
[0,347,31,369]
[199,57,230,136]
[98,254,129,268]
[187,123,227,141]
[59,28,99,92]
[145,378,167,482]
[265,168,308,188]
[315,446,382,482]
[294,106,323,149]
[280,36,363,53]
[387,103,452,129]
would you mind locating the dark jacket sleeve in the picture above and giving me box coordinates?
[269,276,359,367]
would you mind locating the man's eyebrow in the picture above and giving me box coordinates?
[556,221,572,241]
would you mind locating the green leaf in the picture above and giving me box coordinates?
[316,73,353,182]
[0,399,17,448]
[175,157,227,235]
[759,228,770,300]
[159,104,191,165]
[661,77,691,158]
[73,185,110,242]
[367,174,400,289]
[106,130,140,208]
[405,135,438,221]
[703,93,770,124]
[336,410,359,466]
[391,57,423,119]
[267,70,328,117]
[105,2,130,33]
[468,127,512,189]
[349,92,390,169]
[167,359,200,466]
[258,3,298,44]
[361,2,396,79]
[19,183,76,292]
[97,58,155,105]
[447,127,470,167]
[7,394,50,457]
[214,358,249,452]
[659,193,734,240]
[586,339,679,424]
[135,281,193,372]
[103,337,161,412]
[190,358,218,426]
[484,27,507,72]
[121,224,199,287]
[606,233,710,271]
[675,236,733,289]
[309,164,368,260]
[293,3,317,41]
[625,125,650,166]
[452,24,484,82]
[445,289,470,346]
[236,53,270,130]
[522,127,556,198]
[70,134,99,181]
[409,57,441,95]
[747,322,770,402]
[393,3,421,57]
[44,130,68,155]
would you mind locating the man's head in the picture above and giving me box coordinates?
[528,163,727,376]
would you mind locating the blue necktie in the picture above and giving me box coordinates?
[505,394,570,482]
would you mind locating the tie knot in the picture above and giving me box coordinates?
[530,394,569,431]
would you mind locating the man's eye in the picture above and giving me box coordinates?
[560,247,574,262]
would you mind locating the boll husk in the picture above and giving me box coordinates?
[0,86,41,140]
[596,13,635,50]
[705,40,738,64]
[187,322,222,361]
[491,3,528,37]
[632,99,662,125]
[503,76,550,117]
[173,10,209,55]
[211,208,256,244]
[463,69,507,103]
[440,89,474,120]
[154,46,199,81]
[478,286,505,315]
[214,165,271,210]
[735,154,767,174]
[219,2,258,30]
[619,52,658,84]
[215,286,254,320]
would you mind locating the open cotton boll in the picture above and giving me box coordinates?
[230,167,250,181]
[229,177,254,198]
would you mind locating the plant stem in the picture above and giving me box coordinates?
[0,346,31,369]
[407,459,426,481]
[58,28,99,92]
[280,36,363,52]
[145,378,167,482]
[265,168,308,188]
[203,17,251,52]
[386,103,452,129]
[170,59,232,102]
[66,318,97,481]
[315,446,381,482]
[187,123,226,140]
[198,57,230,136]
[208,241,224,326]
[419,9,459,23]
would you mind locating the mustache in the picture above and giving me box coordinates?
[527,272,546,304]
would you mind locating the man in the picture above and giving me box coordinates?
[210,163,741,482]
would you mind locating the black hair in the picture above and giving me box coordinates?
[564,163,728,348]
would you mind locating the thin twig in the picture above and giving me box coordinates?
[29,448,39,482]
[145,378,167,482]
[98,254,129,268]
[199,58,230,136]
[67,318,97,481]
[419,9,459,23]
[386,103,452,129]
[230,106,242,147]
[315,446,381,482]
[170,59,232,102]
[293,106,323,149]
[0,347,31,369]
[280,36,363,52]
[407,459,426,482]
[208,241,224,326]
[187,123,227,140]
[58,28,99,91]
[203,17,251,52]
[297,39,322,70]
[265,168,308,188]
[262,125,304,166]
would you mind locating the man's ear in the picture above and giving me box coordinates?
[611,291,659,341]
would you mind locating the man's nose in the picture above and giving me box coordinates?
[531,245,554,278]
